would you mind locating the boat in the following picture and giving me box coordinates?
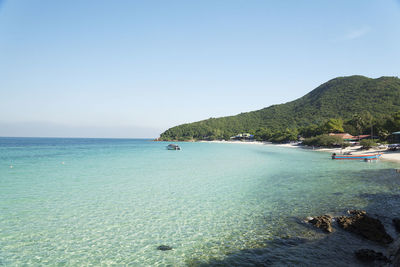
[331,153,382,160]
[167,144,181,150]
[388,144,400,151]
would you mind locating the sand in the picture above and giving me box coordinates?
[200,140,400,164]
[274,143,400,164]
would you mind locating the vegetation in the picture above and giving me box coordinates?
[321,118,344,134]
[360,139,378,150]
[159,76,400,142]
[302,135,346,147]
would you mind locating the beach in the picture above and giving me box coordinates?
[279,143,400,164]
[201,140,400,164]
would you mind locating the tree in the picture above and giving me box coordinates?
[393,111,400,130]
[254,128,272,141]
[159,76,400,141]
[380,111,400,134]
[300,124,322,138]
[322,118,344,133]
[302,134,345,147]
[376,128,390,141]
[270,128,298,143]
[350,114,365,139]
[361,111,374,137]
[360,139,378,150]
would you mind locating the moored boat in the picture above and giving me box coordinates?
[167,144,181,150]
[331,153,382,160]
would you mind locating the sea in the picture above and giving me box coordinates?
[1,137,399,266]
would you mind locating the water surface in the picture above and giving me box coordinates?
[1,138,399,266]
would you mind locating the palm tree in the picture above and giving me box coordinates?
[361,111,373,138]
[352,114,364,141]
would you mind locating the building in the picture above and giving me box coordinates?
[328,133,355,141]
[230,133,254,140]
[328,133,371,141]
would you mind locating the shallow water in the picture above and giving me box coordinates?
[0,138,399,266]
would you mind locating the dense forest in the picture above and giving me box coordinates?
[159,76,400,142]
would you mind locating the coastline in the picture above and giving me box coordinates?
[277,143,400,164]
[201,139,400,265]
[199,140,400,164]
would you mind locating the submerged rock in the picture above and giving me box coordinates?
[354,249,390,263]
[347,210,366,216]
[393,218,400,232]
[308,215,333,233]
[157,245,173,251]
[394,247,400,267]
[336,210,393,244]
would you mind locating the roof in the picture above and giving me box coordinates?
[329,133,354,139]
[328,133,371,140]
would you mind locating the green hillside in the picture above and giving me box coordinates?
[159,75,400,141]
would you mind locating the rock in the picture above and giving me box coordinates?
[336,210,393,244]
[393,247,400,267]
[355,249,390,263]
[393,218,400,233]
[347,209,366,216]
[308,215,333,233]
[157,245,173,251]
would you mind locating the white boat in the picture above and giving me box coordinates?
[167,144,180,150]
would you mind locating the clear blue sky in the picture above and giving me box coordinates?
[0,0,399,138]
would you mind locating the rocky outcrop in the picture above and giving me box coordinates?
[393,218,400,232]
[157,245,173,251]
[354,249,390,263]
[393,247,400,267]
[308,215,333,233]
[336,210,393,245]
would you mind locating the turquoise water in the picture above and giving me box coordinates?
[1,138,399,266]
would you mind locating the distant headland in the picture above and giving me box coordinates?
[158,75,400,144]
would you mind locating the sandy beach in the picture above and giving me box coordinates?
[277,143,400,164]
[201,140,400,164]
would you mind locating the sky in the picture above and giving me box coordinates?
[0,0,399,138]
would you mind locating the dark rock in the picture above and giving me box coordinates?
[393,218,400,232]
[308,215,333,233]
[336,210,393,244]
[355,249,390,263]
[394,247,400,267]
[347,210,366,216]
[157,245,173,251]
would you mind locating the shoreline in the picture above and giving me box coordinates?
[202,139,400,265]
[199,140,400,164]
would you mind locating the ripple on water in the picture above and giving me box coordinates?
[0,139,399,266]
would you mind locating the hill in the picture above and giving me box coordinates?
[159,75,400,141]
